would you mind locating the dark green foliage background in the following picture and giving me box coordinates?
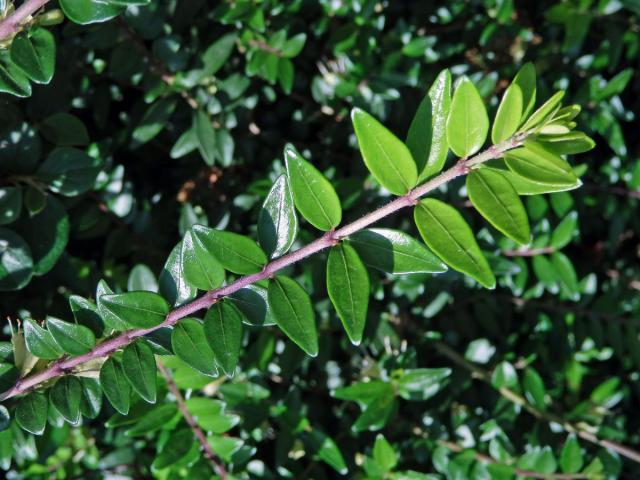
[0,0,639,478]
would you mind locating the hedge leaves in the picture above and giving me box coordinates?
[446,77,489,158]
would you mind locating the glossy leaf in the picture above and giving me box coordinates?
[551,251,580,300]
[414,199,495,288]
[79,377,102,420]
[132,98,177,146]
[15,392,47,435]
[494,167,581,195]
[200,33,237,77]
[0,53,31,97]
[100,357,131,415]
[126,403,178,436]
[539,132,596,155]
[523,367,547,410]
[122,341,157,404]
[512,62,536,121]
[285,144,342,231]
[193,109,216,166]
[0,187,22,225]
[23,318,62,360]
[229,285,275,327]
[152,429,195,470]
[267,276,318,356]
[397,368,451,401]
[59,0,122,25]
[446,77,489,158]
[349,228,446,274]
[159,241,197,307]
[505,142,577,187]
[467,168,530,244]
[258,174,298,258]
[520,91,565,131]
[204,301,244,376]
[185,397,240,433]
[10,29,55,84]
[560,435,584,474]
[191,224,267,274]
[0,228,33,291]
[326,244,370,345]
[491,84,523,143]
[181,230,225,290]
[172,318,218,376]
[50,376,82,424]
[37,147,102,196]
[96,279,127,332]
[40,113,90,146]
[351,108,417,195]
[302,429,348,475]
[407,69,452,181]
[99,291,169,329]
[46,317,96,356]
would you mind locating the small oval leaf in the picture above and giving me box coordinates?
[172,318,218,376]
[99,291,169,329]
[50,376,82,424]
[16,392,47,435]
[99,357,131,415]
[258,174,298,258]
[122,341,157,404]
[267,276,318,356]
[181,230,225,290]
[46,317,96,356]
[414,199,495,288]
[327,244,370,345]
[285,144,342,231]
[446,77,489,158]
[491,84,523,143]
[505,142,577,187]
[191,225,267,274]
[204,302,244,376]
[351,108,417,195]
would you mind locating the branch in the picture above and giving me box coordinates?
[0,133,526,402]
[157,362,227,479]
[502,246,555,257]
[433,341,640,465]
[0,0,50,41]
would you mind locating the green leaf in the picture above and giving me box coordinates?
[191,225,267,274]
[551,212,578,249]
[0,53,31,97]
[180,230,225,290]
[560,435,583,474]
[13,196,69,275]
[40,112,90,146]
[551,251,580,300]
[397,368,451,401]
[23,317,62,360]
[491,84,523,143]
[193,109,216,166]
[523,367,547,410]
[37,147,102,196]
[512,62,536,121]
[96,279,127,331]
[10,29,55,84]
[59,0,123,25]
[349,228,446,274]
[100,357,131,415]
[407,69,452,181]
[505,142,577,187]
[152,429,195,470]
[159,241,197,307]
[46,317,96,356]
[326,244,370,345]
[414,199,495,288]
[520,91,565,131]
[185,397,240,433]
[132,98,177,147]
[492,166,581,195]
[79,377,102,419]
[373,434,398,472]
[285,144,342,231]
[282,33,307,57]
[99,291,169,329]
[122,341,157,403]
[267,276,318,356]
[24,185,46,217]
[127,264,158,292]
[258,174,298,258]
[50,376,82,424]
[0,228,33,291]
[204,301,244,376]
[126,403,178,436]
[200,33,237,77]
[0,406,9,432]
[539,132,595,155]
[446,77,489,158]
[172,318,217,376]
[467,168,530,244]
[229,285,275,327]
[302,429,348,475]
[15,392,47,435]
[0,187,22,225]
[351,108,417,195]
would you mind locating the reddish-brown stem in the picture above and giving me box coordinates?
[0,134,524,402]
[502,246,556,257]
[0,0,50,40]
[157,362,227,479]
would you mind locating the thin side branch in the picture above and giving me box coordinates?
[0,0,50,41]
[433,341,640,465]
[0,134,524,401]
[157,362,227,479]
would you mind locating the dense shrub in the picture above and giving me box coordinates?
[0,0,639,478]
